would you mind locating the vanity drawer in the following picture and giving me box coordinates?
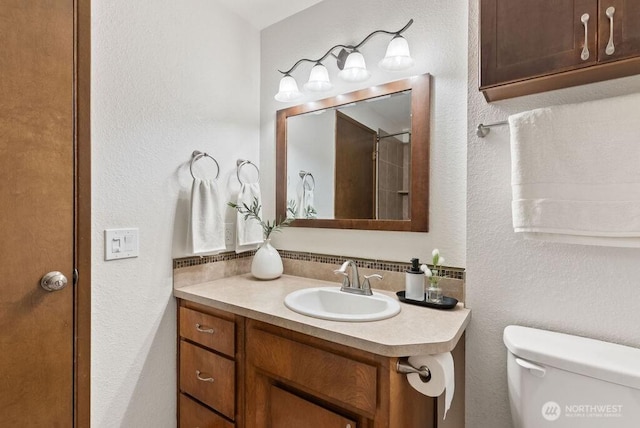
[179,394,234,428]
[180,341,235,420]
[247,326,377,416]
[270,385,357,428]
[180,306,235,357]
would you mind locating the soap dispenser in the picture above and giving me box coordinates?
[405,258,424,300]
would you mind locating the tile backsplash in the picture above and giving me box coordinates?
[174,250,465,303]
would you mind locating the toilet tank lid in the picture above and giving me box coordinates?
[504,325,640,390]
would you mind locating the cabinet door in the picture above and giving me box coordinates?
[480,0,597,87]
[270,386,357,428]
[597,0,640,61]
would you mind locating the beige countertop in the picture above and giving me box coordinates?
[174,274,471,357]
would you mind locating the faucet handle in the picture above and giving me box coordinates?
[333,267,350,288]
[362,274,382,294]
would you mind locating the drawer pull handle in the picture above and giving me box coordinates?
[605,6,615,55]
[580,13,590,61]
[195,323,214,334]
[195,370,215,383]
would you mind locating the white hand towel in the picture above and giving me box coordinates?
[236,182,263,253]
[302,188,315,218]
[509,92,640,247]
[190,178,225,254]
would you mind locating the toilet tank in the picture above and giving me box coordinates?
[503,325,640,428]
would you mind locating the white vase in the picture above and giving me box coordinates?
[251,238,283,280]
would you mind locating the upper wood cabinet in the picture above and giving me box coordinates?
[480,0,640,101]
[597,0,640,62]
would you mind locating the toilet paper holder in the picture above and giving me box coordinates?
[396,357,431,382]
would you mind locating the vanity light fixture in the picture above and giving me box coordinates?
[275,19,415,102]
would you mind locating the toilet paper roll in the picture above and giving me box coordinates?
[407,353,455,419]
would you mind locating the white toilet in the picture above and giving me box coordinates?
[503,325,640,427]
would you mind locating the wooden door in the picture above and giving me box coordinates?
[334,111,376,219]
[597,0,640,62]
[480,0,598,87]
[0,1,90,425]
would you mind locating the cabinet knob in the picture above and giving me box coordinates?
[605,6,616,55]
[580,13,590,61]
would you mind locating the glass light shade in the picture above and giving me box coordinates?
[378,36,415,71]
[304,63,332,91]
[338,51,371,82]
[275,75,302,102]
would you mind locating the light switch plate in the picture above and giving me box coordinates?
[105,228,139,261]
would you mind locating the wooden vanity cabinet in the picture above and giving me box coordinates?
[178,301,245,428]
[178,300,464,428]
[480,0,640,101]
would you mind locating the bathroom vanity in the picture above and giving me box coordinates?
[175,274,470,428]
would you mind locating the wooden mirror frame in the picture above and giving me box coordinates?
[276,73,431,232]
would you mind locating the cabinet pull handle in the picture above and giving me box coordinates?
[195,370,215,383]
[605,6,616,55]
[195,323,214,334]
[580,13,590,61]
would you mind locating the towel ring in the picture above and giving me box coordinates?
[236,159,260,184]
[190,150,220,180]
[299,170,315,191]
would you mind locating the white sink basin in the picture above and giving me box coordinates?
[284,286,401,322]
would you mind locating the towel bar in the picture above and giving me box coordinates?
[299,170,315,191]
[236,159,260,184]
[476,120,508,138]
[190,150,220,180]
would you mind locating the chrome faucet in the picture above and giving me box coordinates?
[333,260,382,296]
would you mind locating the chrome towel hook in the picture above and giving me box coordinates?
[236,159,260,184]
[190,151,220,180]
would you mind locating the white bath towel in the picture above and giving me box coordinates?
[509,92,640,247]
[235,182,263,253]
[189,178,225,254]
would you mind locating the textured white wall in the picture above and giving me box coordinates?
[91,1,259,426]
[261,0,468,267]
[466,1,640,427]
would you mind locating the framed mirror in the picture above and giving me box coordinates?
[276,73,431,232]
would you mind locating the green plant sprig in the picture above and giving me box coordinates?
[228,197,293,240]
